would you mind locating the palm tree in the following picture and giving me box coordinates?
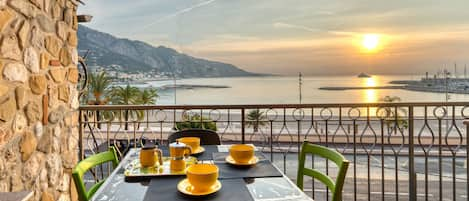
[246,109,267,132]
[88,72,112,105]
[137,88,159,105]
[380,96,408,134]
[135,88,159,129]
[86,72,112,128]
[110,84,141,130]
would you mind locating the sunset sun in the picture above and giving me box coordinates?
[362,34,380,51]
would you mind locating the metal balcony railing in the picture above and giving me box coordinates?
[79,102,469,201]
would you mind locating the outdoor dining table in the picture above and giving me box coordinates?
[91,145,313,201]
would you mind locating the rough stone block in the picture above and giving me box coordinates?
[36,13,55,33]
[9,0,37,18]
[33,122,43,139]
[0,127,12,146]
[0,157,6,179]
[70,48,78,65]
[22,152,42,183]
[45,36,61,57]
[25,101,41,124]
[30,26,44,50]
[0,7,14,32]
[15,86,25,109]
[0,84,8,100]
[29,74,47,95]
[41,191,54,201]
[17,20,29,50]
[46,154,62,185]
[37,129,51,153]
[47,85,58,107]
[10,169,24,191]
[67,68,78,83]
[58,84,69,102]
[20,131,37,161]
[59,47,71,66]
[3,62,27,82]
[48,106,63,124]
[40,53,49,69]
[13,113,27,133]
[49,67,66,83]
[1,35,21,61]
[61,151,76,169]
[51,2,61,19]
[64,8,73,25]
[67,32,77,46]
[0,97,16,122]
[57,21,68,40]
[24,47,40,73]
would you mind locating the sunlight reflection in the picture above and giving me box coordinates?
[364,89,377,102]
[364,77,377,87]
[363,89,378,116]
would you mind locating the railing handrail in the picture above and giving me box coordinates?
[79,101,469,110]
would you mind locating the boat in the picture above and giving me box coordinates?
[357,73,371,78]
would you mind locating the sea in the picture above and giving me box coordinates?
[131,75,469,105]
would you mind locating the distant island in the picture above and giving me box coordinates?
[357,73,371,78]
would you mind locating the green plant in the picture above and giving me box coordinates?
[246,109,267,132]
[137,88,159,105]
[110,84,142,130]
[88,72,112,105]
[176,114,217,131]
[380,96,408,134]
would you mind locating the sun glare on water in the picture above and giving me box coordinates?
[362,34,380,51]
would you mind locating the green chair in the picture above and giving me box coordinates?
[297,141,349,201]
[72,147,119,201]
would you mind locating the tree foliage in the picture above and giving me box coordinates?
[380,96,408,134]
[246,109,267,132]
[87,71,112,105]
[176,114,217,131]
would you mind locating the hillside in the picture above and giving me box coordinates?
[77,25,256,78]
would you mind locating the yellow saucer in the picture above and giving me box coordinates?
[177,178,222,196]
[191,146,205,155]
[225,155,259,166]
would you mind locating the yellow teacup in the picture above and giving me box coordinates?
[229,144,254,163]
[178,137,201,153]
[186,164,218,192]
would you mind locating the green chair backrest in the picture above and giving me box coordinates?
[297,141,349,201]
[72,147,119,201]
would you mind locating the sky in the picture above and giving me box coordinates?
[78,0,469,75]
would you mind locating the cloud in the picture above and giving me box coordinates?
[273,22,360,37]
[273,22,318,32]
[138,0,217,31]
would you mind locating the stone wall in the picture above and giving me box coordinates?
[0,0,79,200]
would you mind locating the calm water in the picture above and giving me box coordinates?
[138,75,469,105]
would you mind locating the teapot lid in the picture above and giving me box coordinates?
[142,141,157,150]
[169,140,187,148]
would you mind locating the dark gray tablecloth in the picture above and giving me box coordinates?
[143,177,254,201]
[212,152,283,179]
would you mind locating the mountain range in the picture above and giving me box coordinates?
[77,25,256,78]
